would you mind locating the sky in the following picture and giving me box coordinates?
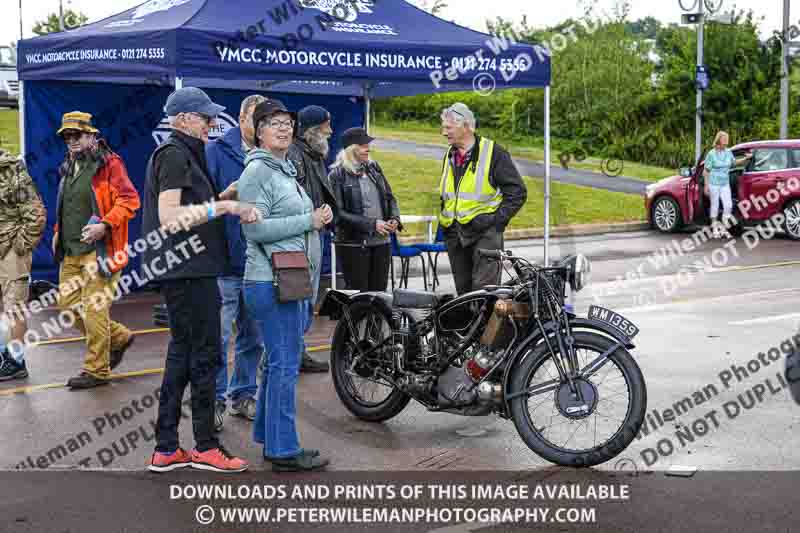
[0,0,790,43]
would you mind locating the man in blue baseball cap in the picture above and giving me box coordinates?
[143,87,259,474]
[288,105,336,373]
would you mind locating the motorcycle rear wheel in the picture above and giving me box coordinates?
[331,301,411,422]
[509,331,646,467]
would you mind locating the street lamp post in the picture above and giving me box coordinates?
[680,0,729,165]
[694,2,704,166]
[59,0,65,32]
[781,0,790,139]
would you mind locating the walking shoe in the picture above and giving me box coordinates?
[264,449,320,463]
[214,400,226,432]
[147,448,192,473]
[0,355,28,382]
[191,446,249,473]
[270,449,329,472]
[230,397,257,420]
[110,335,135,371]
[67,371,110,389]
[300,351,329,373]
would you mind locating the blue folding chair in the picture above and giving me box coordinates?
[390,233,428,290]
[412,225,446,291]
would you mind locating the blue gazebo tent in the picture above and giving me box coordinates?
[17,0,553,283]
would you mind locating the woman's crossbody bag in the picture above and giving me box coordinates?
[270,183,313,303]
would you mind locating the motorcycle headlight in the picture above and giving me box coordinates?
[567,253,591,293]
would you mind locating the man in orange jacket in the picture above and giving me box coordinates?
[53,111,141,389]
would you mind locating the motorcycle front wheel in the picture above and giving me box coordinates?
[330,301,411,422]
[509,331,646,467]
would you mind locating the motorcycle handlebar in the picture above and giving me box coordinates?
[477,249,507,259]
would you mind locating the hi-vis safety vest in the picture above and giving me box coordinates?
[439,138,502,228]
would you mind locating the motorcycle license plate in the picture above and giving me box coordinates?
[587,305,639,339]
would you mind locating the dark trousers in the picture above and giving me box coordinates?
[445,228,503,295]
[337,243,392,292]
[155,277,221,453]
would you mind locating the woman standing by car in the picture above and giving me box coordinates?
[238,99,332,472]
[330,128,401,292]
[703,131,752,238]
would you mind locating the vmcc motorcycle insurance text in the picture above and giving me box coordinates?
[320,250,647,467]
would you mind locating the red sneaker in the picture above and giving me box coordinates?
[191,446,249,473]
[147,448,191,472]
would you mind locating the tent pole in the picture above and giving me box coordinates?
[544,85,551,267]
[18,80,25,158]
[364,86,371,134]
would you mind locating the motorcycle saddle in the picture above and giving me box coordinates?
[392,289,440,309]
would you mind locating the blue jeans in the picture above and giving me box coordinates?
[216,276,263,403]
[244,281,306,459]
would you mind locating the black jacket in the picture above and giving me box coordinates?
[329,161,401,245]
[445,136,527,246]
[141,130,230,281]
[287,139,336,231]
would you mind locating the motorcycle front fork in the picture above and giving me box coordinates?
[538,316,584,401]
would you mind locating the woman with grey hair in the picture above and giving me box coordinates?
[238,99,332,472]
[329,127,401,292]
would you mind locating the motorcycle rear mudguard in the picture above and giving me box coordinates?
[318,289,395,322]
[501,318,636,415]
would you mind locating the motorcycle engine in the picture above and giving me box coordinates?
[437,347,504,407]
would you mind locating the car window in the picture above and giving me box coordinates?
[791,149,800,168]
[0,47,14,67]
[731,150,748,170]
[750,148,789,172]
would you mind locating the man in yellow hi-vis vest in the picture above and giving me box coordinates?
[439,103,527,295]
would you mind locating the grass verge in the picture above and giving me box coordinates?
[371,147,646,237]
[372,119,676,183]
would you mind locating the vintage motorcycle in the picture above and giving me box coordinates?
[319,249,647,467]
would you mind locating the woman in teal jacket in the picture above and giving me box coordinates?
[239,100,332,472]
[703,131,752,238]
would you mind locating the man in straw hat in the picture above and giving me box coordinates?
[54,111,140,390]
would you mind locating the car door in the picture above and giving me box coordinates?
[738,147,790,220]
[686,162,704,223]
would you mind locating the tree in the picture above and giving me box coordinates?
[32,10,88,35]
[626,17,662,40]
[412,0,448,16]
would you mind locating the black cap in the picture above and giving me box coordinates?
[341,127,374,149]
[252,99,297,145]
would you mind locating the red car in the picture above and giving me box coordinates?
[644,140,800,239]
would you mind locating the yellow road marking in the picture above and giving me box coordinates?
[32,328,170,347]
[0,344,332,396]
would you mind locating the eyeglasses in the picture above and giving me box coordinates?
[267,119,295,130]
[187,112,213,125]
[62,131,85,142]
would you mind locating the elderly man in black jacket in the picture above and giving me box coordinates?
[287,105,336,373]
[439,103,527,295]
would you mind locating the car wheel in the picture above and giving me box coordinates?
[651,196,683,233]
[783,199,800,240]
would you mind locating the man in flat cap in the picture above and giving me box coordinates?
[54,111,140,389]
